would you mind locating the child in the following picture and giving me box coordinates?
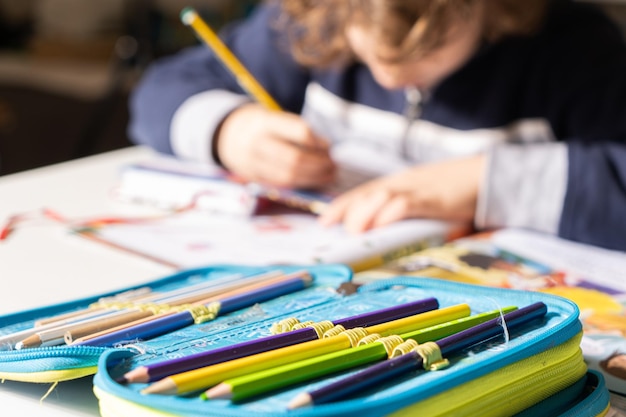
[128,0,626,251]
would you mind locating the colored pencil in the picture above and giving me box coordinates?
[34,287,154,327]
[73,273,313,347]
[5,271,275,349]
[288,302,548,409]
[203,306,518,401]
[13,270,287,349]
[16,309,156,349]
[180,7,282,111]
[119,297,439,384]
[33,271,254,329]
[140,303,470,395]
[63,270,295,346]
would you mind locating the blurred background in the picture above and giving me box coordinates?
[0,0,259,175]
[0,0,623,176]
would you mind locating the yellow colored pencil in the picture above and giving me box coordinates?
[181,7,282,111]
[141,303,471,395]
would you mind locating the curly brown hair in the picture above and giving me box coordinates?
[276,0,548,67]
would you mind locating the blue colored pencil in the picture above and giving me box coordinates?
[119,297,439,384]
[288,302,547,409]
[73,274,313,348]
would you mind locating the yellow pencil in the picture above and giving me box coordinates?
[181,7,282,111]
[141,303,471,395]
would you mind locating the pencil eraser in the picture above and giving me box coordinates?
[180,7,196,25]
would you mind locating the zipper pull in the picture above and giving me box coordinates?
[401,87,423,159]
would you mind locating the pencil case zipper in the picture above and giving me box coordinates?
[0,264,353,382]
[388,333,587,416]
[0,345,107,382]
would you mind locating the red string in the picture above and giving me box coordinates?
[0,189,228,242]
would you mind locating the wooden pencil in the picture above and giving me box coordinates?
[4,271,260,349]
[120,297,439,384]
[180,7,282,111]
[288,302,548,409]
[140,304,471,396]
[68,270,307,345]
[73,272,313,347]
[203,307,517,401]
[16,309,155,349]
[14,270,288,349]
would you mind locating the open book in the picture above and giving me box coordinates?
[356,228,626,399]
[74,209,467,272]
[113,153,382,216]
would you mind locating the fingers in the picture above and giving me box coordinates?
[264,111,330,151]
[217,105,335,189]
[320,189,415,233]
[253,135,336,188]
[319,157,484,232]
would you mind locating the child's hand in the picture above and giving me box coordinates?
[319,155,486,232]
[216,103,336,189]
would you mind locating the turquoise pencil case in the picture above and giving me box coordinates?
[0,264,352,382]
[90,266,589,416]
[0,264,600,416]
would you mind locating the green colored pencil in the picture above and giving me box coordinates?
[204,306,517,401]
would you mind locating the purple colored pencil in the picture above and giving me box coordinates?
[119,297,439,384]
[291,302,547,408]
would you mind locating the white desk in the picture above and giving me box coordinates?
[0,146,175,416]
[2,146,625,417]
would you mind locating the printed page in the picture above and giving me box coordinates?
[491,229,626,292]
[76,211,456,270]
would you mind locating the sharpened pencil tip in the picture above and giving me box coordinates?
[118,366,150,384]
[287,393,312,410]
[140,378,178,396]
[204,383,233,400]
[114,376,128,385]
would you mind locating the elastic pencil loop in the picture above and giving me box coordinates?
[291,321,316,331]
[375,335,405,356]
[188,303,220,324]
[303,321,335,339]
[135,303,171,315]
[338,327,369,347]
[322,325,346,338]
[390,339,420,358]
[93,301,136,310]
[413,341,450,371]
[270,317,301,334]
[357,333,382,346]
[486,297,510,345]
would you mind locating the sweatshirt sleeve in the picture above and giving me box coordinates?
[477,3,626,251]
[127,4,310,162]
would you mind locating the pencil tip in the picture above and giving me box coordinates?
[140,379,177,396]
[114,376,128,385]
[205,383,233,400]
[287,393,312,410]
[15,334,40,350]
[118,367,149,384]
